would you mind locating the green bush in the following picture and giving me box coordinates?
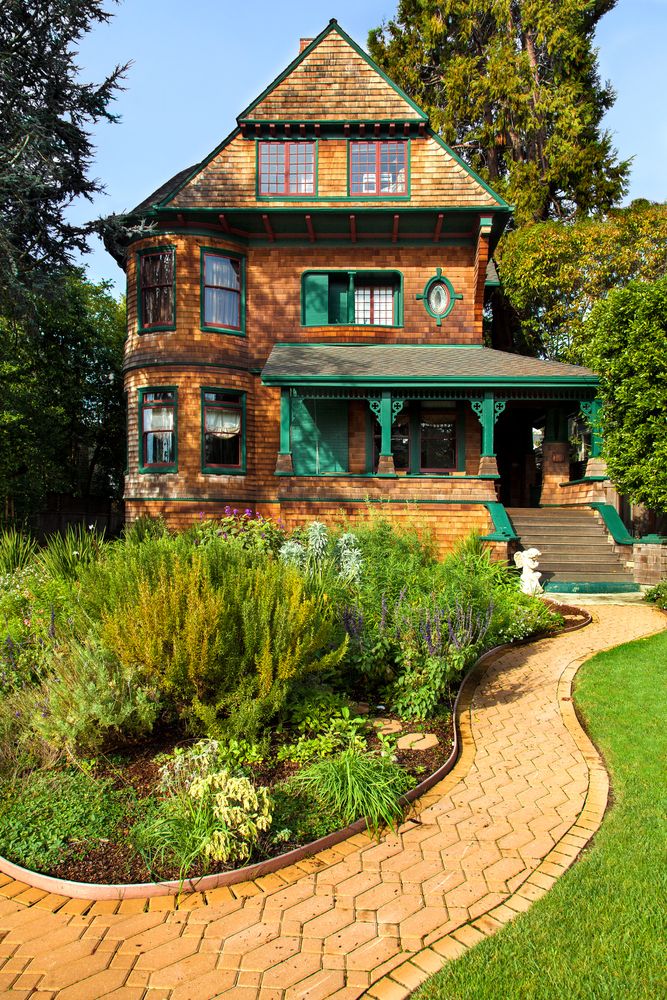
[0,768,134,871]
[30,635,161,754]
[645,579,667,610]
[291,747,413,834]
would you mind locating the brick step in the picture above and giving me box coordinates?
[534,556,628,569]
[509,515,604,529]
[506,507,598,518]
[513,529,608,542]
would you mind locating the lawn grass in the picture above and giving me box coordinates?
[415,628,667,1000]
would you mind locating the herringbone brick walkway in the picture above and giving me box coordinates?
[0,604,663,1000]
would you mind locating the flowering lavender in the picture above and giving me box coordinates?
[341,604,364,641]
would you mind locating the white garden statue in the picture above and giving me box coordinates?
[514,547,544,596]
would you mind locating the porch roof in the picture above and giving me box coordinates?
[261,344,598,389]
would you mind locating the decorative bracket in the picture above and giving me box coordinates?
[368,399,381,421]
[494,400,506,423]
[392,399,405,421]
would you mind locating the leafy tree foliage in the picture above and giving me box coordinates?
[582,278,667,512]
[0,270,126,518]
[369,0,629,224]
[0,1,128,320]
[496,201,667,358]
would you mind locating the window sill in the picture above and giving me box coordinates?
[201,325,246,336]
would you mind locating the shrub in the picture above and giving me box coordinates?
[0,528,37,575]
[291,747,413,834]
[189,508,287,555]
[645,579,667,610]
[29,635,161,754]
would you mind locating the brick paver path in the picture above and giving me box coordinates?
[0,604,664,1000]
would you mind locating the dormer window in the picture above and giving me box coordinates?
[258,142,315,195]
[350,141,407,195]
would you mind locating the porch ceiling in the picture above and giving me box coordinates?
[261,343,598,389]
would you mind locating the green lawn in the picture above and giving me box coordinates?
[416,628,667,1000]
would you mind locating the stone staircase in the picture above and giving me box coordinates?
[506,507,638,592]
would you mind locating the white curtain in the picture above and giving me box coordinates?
[206,408,241,438]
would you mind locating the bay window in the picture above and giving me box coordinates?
[139,389,177,472]
[202,389,246,473]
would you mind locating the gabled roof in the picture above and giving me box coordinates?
[237,19,427,124]
[261,344,597,387]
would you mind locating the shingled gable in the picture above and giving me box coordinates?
[237,19,426,123]
[158,21,507,211]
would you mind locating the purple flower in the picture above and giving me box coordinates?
[233,508,239,516]
[224,505,232,515]
[244,508,252,517]
[341,605,364,641]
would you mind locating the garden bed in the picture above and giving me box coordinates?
[0,514,566,891]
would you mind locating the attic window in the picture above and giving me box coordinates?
[259,142,315,195]
[350,141,407,195]
[138,247,175,331]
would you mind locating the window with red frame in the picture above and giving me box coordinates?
[140,390,176,470]
[258,142,315,195]
[350,141,407,195]
[202,391,243,469]
[139,249,174,329]
[353,283,395,326]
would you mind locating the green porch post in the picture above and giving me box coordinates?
[471,391,503,476]
[275,388,293,474]
[581,398,607,478]
[369,392,396,475]
[581,399,603,458]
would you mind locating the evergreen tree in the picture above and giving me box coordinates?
[0,1,128,321]
[369,0,630,224]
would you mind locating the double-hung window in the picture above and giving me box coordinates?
[138,247,175,331]
[202,390,245,473]
[258,142,315,195]
[139,389,177,472]
[372,404,459,474]
[350,141,407,195]
[201,251,243,332]
[302,271,402,326]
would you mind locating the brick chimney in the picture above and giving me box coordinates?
[299,38,313,53]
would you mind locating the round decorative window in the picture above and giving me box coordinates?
[427,280,451,317]
[417,268,462,326]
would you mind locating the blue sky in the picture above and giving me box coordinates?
[71,0,666,294]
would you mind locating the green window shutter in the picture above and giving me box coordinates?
[303,273,329,325]
[315,400,349,473]
[291,399,349,475]
[291,397,318,474]
[328,276,349,324]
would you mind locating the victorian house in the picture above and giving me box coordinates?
[108,20,645,588]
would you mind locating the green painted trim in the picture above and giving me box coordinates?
[590,502,634,545]
[543,581,640,594]
[137,386,178,474]
[236,20,427,123]
[199,246,246,336]
[136,245,176,333]
[200,387,247,475]
[273,473,498,480]
[125,496,256,504]
[159,127,241,207]
[276,496,493,504]
[346,138,411,200]
[255,138,319,200]
[262,374,599,388]
[428,129,511,209]
[276,341,484,349]
[637,534,667,545]
[124,360,257,375]
[155,205,511,217]
[559,477,608,486]
[416,267,463,326]
[485,502,518,541]
[300,269,404,328]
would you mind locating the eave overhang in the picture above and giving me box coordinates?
[260,344,599,392]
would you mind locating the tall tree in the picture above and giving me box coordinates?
[496,201,667,359]
[0,269,126,518]
[0,1,128,321]
[369,1,629,224]
[581,277,667,512]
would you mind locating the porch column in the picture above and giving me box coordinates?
[581,398,607,477]
[275,388,293,474]
[472,391,503,477]
[370,392,396,476]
